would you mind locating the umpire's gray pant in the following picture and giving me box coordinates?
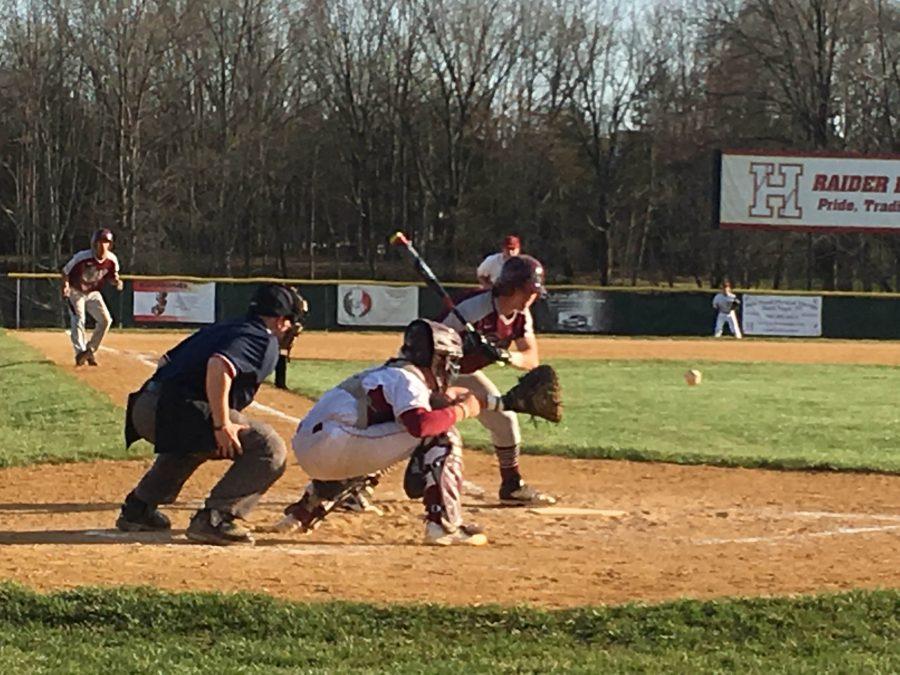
[130,390,287,518]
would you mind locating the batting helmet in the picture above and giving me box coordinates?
[92,228,114,244]
[494,254,546,298]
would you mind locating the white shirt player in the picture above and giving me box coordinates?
[292,366,435,480]
[476,252,514,285]
[712,289,742,338]
[712,291,738,314]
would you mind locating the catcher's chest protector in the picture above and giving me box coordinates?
[336,361,427,429]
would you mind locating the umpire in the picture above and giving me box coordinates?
[115,283,307,545]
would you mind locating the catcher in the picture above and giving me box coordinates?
[270,319,489,545]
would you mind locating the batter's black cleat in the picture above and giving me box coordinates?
[186,509,253,546]
[75,350,90,367]
[499,479,557,506]
[85,349,98,366]
[116,492,171,532]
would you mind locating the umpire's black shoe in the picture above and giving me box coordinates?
[186,508,253,546]
[116,492,171,532]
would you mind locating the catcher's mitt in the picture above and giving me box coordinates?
[501,365,563,423]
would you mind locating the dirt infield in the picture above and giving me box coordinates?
[1,330,898,608]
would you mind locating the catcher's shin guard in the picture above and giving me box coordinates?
[404,429,461,499]
[418,431,464,532]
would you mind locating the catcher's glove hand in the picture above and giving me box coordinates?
[501,365,563,423]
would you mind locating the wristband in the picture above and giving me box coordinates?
[484,394,504,412]
[212,423,226,431]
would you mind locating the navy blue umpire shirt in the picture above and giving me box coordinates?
[152,315,279,411]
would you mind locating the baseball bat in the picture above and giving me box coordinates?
[389,231,509,366]
[389,231,474,330]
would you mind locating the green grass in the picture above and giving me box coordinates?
[0,583,896,673]
[0,330,149,467]
[287,358,900,472]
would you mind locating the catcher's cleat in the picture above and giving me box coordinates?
[334,485,383,515]
[116,493,171,532]
[424,521,488,547]
[85,349,98,366]
[186,509,253,546]
[257,499,325,534]
[499,480,558,506]
[75,350,90,367]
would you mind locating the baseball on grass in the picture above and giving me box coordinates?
[684,369,702,386]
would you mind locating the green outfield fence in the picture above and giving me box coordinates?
[5,272,900,338]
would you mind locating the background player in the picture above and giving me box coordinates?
[712,279,743,338]
[271,319,487,546]
[60,228,123,366]
[444,254,557,506]
[476,234,521,288]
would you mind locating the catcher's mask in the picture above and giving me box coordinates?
[494,254,546,299]
[400,319,463,391]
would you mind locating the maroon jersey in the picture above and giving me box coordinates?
[441,289,532,373]
[63,250,120,293]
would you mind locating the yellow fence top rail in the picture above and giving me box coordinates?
[9,272,900,298]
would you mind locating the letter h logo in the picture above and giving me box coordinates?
[749,162,803,219]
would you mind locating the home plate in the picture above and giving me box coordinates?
[526,507,626,517]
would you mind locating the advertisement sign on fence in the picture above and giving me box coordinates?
[544,290,612,333]
[337,284,419,326]
[717,150,900,232]
[742,294,823,337]
[133,280,216,323]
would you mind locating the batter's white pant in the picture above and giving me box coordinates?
[714,311,742,338]
[68,289,112,355]
[455,371,521,448]
[291,392,421,480]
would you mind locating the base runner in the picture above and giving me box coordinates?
[60,228,123,366]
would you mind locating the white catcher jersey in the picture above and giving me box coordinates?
[299,365,433,431]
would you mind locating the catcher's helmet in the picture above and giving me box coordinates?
[494,254,546,298]
[92,228,114,244]
[401,319,463,389]
[249,283,308,324]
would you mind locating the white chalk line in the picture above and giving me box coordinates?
[82,530,380,555]
[696,524,900,546]
[789,510,900,522]
[100,346,301,424]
